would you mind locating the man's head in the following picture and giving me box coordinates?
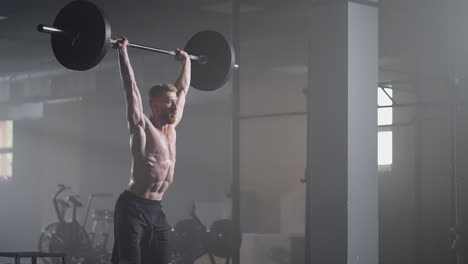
[149,83,178,125]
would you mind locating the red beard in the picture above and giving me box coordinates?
[168,113,176,124]
[162,111,176,124]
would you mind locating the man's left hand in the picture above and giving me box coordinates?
[175,48,190,63]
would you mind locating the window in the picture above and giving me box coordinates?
[378,87,393,168]
[0,120,13,181]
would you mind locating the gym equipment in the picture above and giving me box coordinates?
[38,185,113,264]
[37,0,236,91]
[170,202,238,264]
[38,185,92,264]
[208,219,238,258]
[173,219,208,259]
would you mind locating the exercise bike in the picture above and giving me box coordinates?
[38,185,113,264]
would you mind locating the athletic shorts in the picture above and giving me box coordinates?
[111,190,171,264]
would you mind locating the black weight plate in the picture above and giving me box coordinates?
[208,219,239,258]
[184,30,235,91]
[173,219,207,256]
[52,0,111,71]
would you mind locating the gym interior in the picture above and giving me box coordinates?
[0,0,468,264]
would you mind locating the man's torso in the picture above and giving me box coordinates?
[128,115,176,200]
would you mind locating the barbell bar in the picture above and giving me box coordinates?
[37,24,207,63]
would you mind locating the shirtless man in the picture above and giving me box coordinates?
[111,36,190,264]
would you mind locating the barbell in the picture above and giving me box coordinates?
[37,0,236,91]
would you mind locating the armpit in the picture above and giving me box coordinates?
[128,116,147,133]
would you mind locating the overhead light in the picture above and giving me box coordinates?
[0,16,8,21]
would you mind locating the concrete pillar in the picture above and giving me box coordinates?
[306,1,378,263]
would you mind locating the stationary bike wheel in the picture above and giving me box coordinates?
[38,222,92,264]
[38,223,60,264]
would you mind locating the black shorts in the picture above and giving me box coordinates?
[111,190,171,264]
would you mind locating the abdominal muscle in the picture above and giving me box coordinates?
[126,120,176,201]
[128,151,175,201]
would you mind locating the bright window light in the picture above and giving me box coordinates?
[0,120,13,181]
[378,87,393,167]
[378,131,393,166]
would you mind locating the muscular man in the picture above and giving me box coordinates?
[111,36,190,264]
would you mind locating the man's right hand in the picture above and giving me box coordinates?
[112,36,129,50]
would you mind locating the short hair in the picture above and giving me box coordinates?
[148,83,177,100]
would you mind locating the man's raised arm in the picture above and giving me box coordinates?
[115,36,145,130]
[173,49,191,126]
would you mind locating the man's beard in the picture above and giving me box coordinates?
[162,111,176,124]
[168,113,176,124]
